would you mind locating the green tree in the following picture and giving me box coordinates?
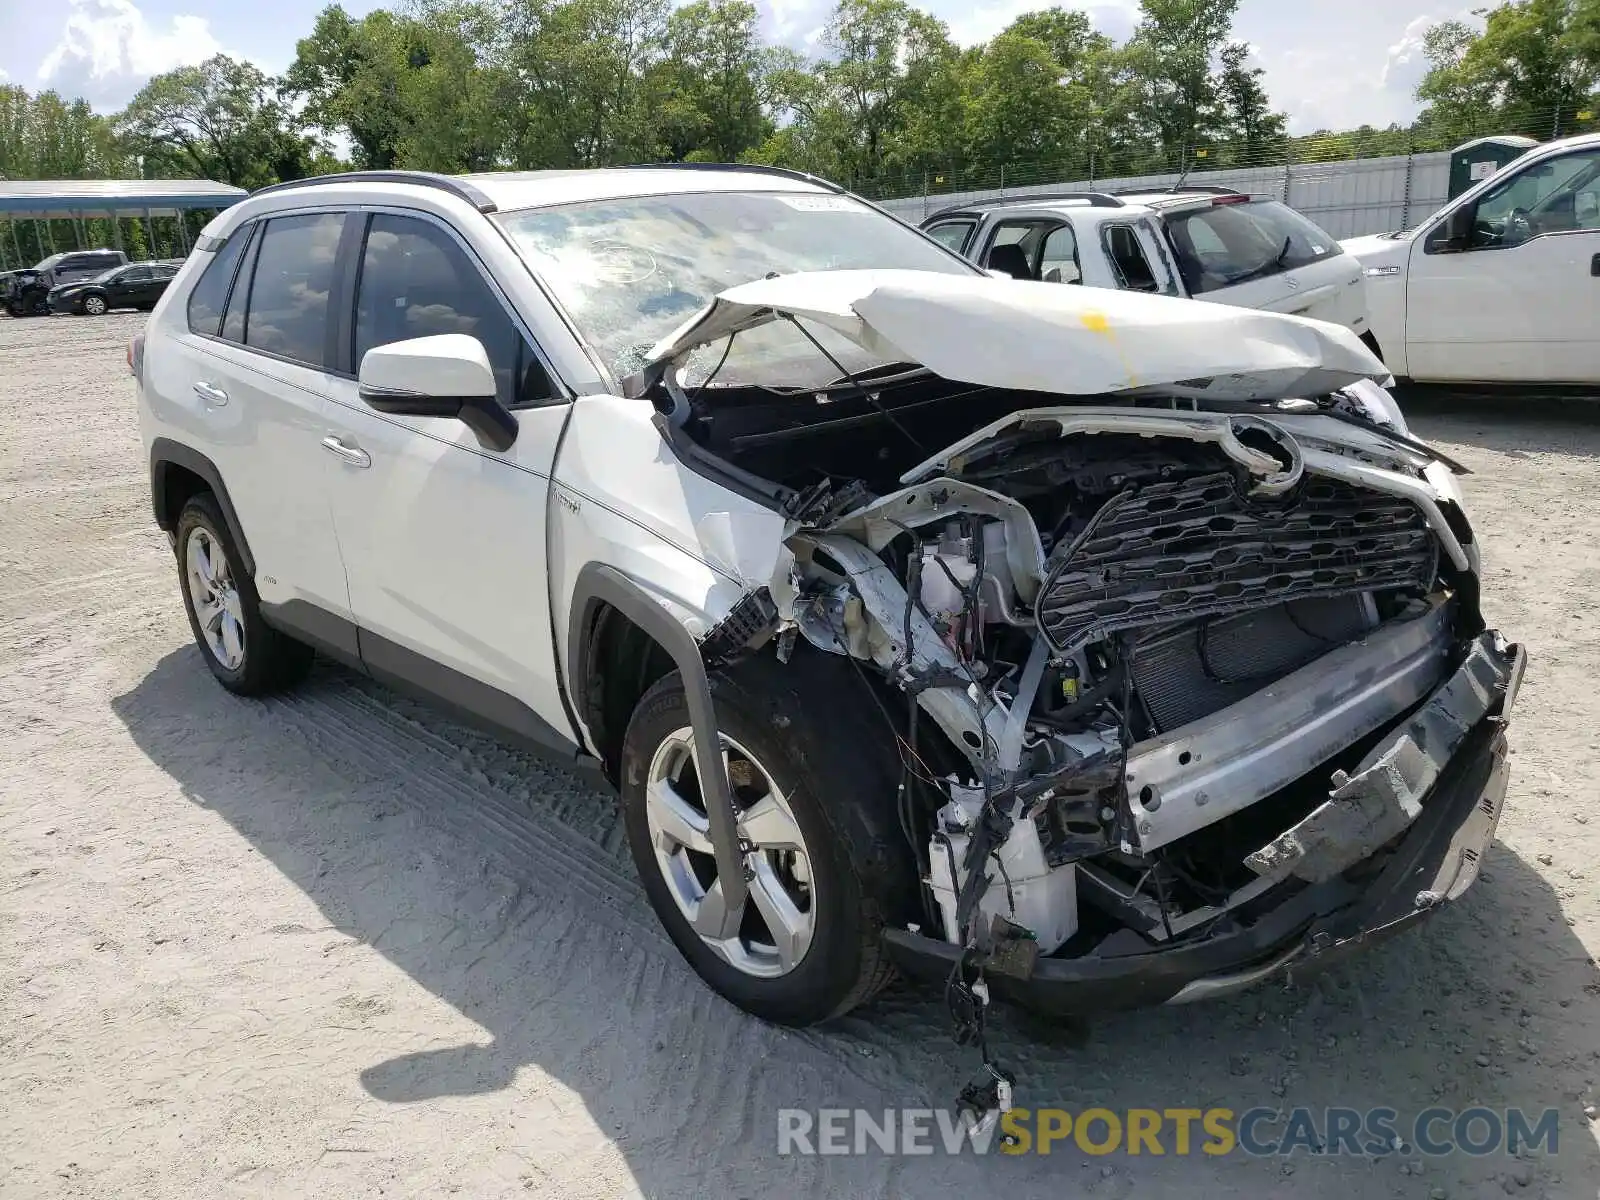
[1213,41,1286,165]
[655,0,769,162]
[1121,0,1241,168]
[117,55,308,188]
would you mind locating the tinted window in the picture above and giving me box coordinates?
[220,226,262,344]
[1163,200,1339,294]
[121,266,151,283]
[186,227,251,336]
[925,221,974,253]
[355,213,549,408]
[241,213,343,367]
[1104,225,1159,292]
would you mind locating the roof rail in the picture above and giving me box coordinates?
[1112,184,1243,197]
[922,191,1125,222]
[611,161,847,193]
[248,170,499,213]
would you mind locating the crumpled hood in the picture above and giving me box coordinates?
[647,268,1391,402]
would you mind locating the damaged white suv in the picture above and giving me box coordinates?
[136,166,1523,1063]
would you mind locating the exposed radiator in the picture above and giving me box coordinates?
[1131,596,1378,733]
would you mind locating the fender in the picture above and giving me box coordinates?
[148,438,256,577]
[566,561,748,926]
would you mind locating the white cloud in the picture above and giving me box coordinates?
[36,0,223,108]
[945,0,1138,49]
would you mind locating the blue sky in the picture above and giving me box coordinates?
[0,0,1472,134]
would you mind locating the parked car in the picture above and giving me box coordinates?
[1342,131,1600,387]
[3,248,127,317]
[133,168,1521,1099]
[49,259,183,315]
[921,188,1375,345]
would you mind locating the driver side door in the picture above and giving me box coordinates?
[1405,147,1600,383]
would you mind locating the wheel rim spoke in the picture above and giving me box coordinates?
[748,861,810,972]
[220,613,245,668]
[691,877,740,940]
[646,776,715,856]
[738,794,804,853]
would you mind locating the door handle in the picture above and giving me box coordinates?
[193,381,228,406]
[321,434,372,469]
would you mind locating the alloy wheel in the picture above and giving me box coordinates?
[185,527,245,671]
[645,728,816,978]
[83,295,107,315]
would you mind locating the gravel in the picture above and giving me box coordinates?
[3,313,1599,1197]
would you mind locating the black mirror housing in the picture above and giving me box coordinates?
[1428,204,1476,253]
[359,385,519,453]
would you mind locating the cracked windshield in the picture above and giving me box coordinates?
[496,189,972,386]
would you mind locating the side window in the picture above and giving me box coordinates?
[121,267,151,283]
[1039,224,1081,283]
[243,213,344,368]
[925,221,974,254]
[220,225,263,344]
[1103,225,1159,292]
[1469,151,1600,247]
[354,213,552,408]
[186,226,251,336]
[984,221,1045,279]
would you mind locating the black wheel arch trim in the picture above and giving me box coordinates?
[567,562,748,918]
[149,438,256,578]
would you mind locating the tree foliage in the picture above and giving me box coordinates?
[3,0,1598,207]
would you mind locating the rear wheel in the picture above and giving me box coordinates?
[175,493,313,695]
[620,649,913,1025]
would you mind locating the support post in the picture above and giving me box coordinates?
[111,214,124,254]
[145,208,156,259]
[1400,151,1414,231]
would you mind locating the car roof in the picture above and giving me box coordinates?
[244,165,838,220]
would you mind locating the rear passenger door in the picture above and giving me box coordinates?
[173,211,355,626]
[319,209,576,748]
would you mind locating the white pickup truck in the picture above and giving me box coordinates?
[1342,131,1600,387]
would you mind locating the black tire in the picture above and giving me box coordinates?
[620,647,915,1026]
[175,493,313,695]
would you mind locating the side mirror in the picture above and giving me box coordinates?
[1428,204,1476,254]
[358,333,518,452]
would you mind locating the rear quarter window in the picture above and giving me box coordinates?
[186,227,252,337]
[1164,200,1340,295]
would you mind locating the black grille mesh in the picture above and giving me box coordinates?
[1036,471,1437,654]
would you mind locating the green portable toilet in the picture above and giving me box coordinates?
[1448,135,1539,199]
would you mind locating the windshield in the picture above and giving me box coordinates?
[495,189,974,385]
[89,267,124,284]
[1164,200,1340,294]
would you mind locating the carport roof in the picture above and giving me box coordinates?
[0,178,247,219]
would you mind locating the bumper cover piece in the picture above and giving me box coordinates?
[882,633,1525,1015]
[1246,629,1521,884]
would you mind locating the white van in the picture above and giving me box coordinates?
[1342,132,1600,386]
[922,188,1372,341]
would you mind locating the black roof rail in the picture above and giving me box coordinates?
[921,191,1125,222]
[612,161,847,193]
[248,170,499,213]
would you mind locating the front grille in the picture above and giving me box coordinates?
[1036,471,1437,654]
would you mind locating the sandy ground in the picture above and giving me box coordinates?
[2,312,1599,1200]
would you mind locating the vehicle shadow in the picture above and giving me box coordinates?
[112,649,1600,1198]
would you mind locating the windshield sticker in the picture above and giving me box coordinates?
[777,195,860,212]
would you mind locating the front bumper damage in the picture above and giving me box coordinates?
[882,631,1525,1014]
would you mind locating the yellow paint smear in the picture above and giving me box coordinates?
[1080,312,1111,334]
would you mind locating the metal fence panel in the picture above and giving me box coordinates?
[876,151,1454,240]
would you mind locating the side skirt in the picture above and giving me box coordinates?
[259,599,609,790]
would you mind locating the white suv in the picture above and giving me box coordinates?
[135,167,1521,1081]
[922,189,1373,346]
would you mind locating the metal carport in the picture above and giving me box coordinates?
[0,179,247,269]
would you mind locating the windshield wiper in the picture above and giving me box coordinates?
[1221,235,1294,287]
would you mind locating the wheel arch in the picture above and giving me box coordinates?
[567,562,747,912]
[149,438,256,577]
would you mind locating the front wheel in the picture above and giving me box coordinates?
[620,649,913,1026]
[82,294,107,316]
